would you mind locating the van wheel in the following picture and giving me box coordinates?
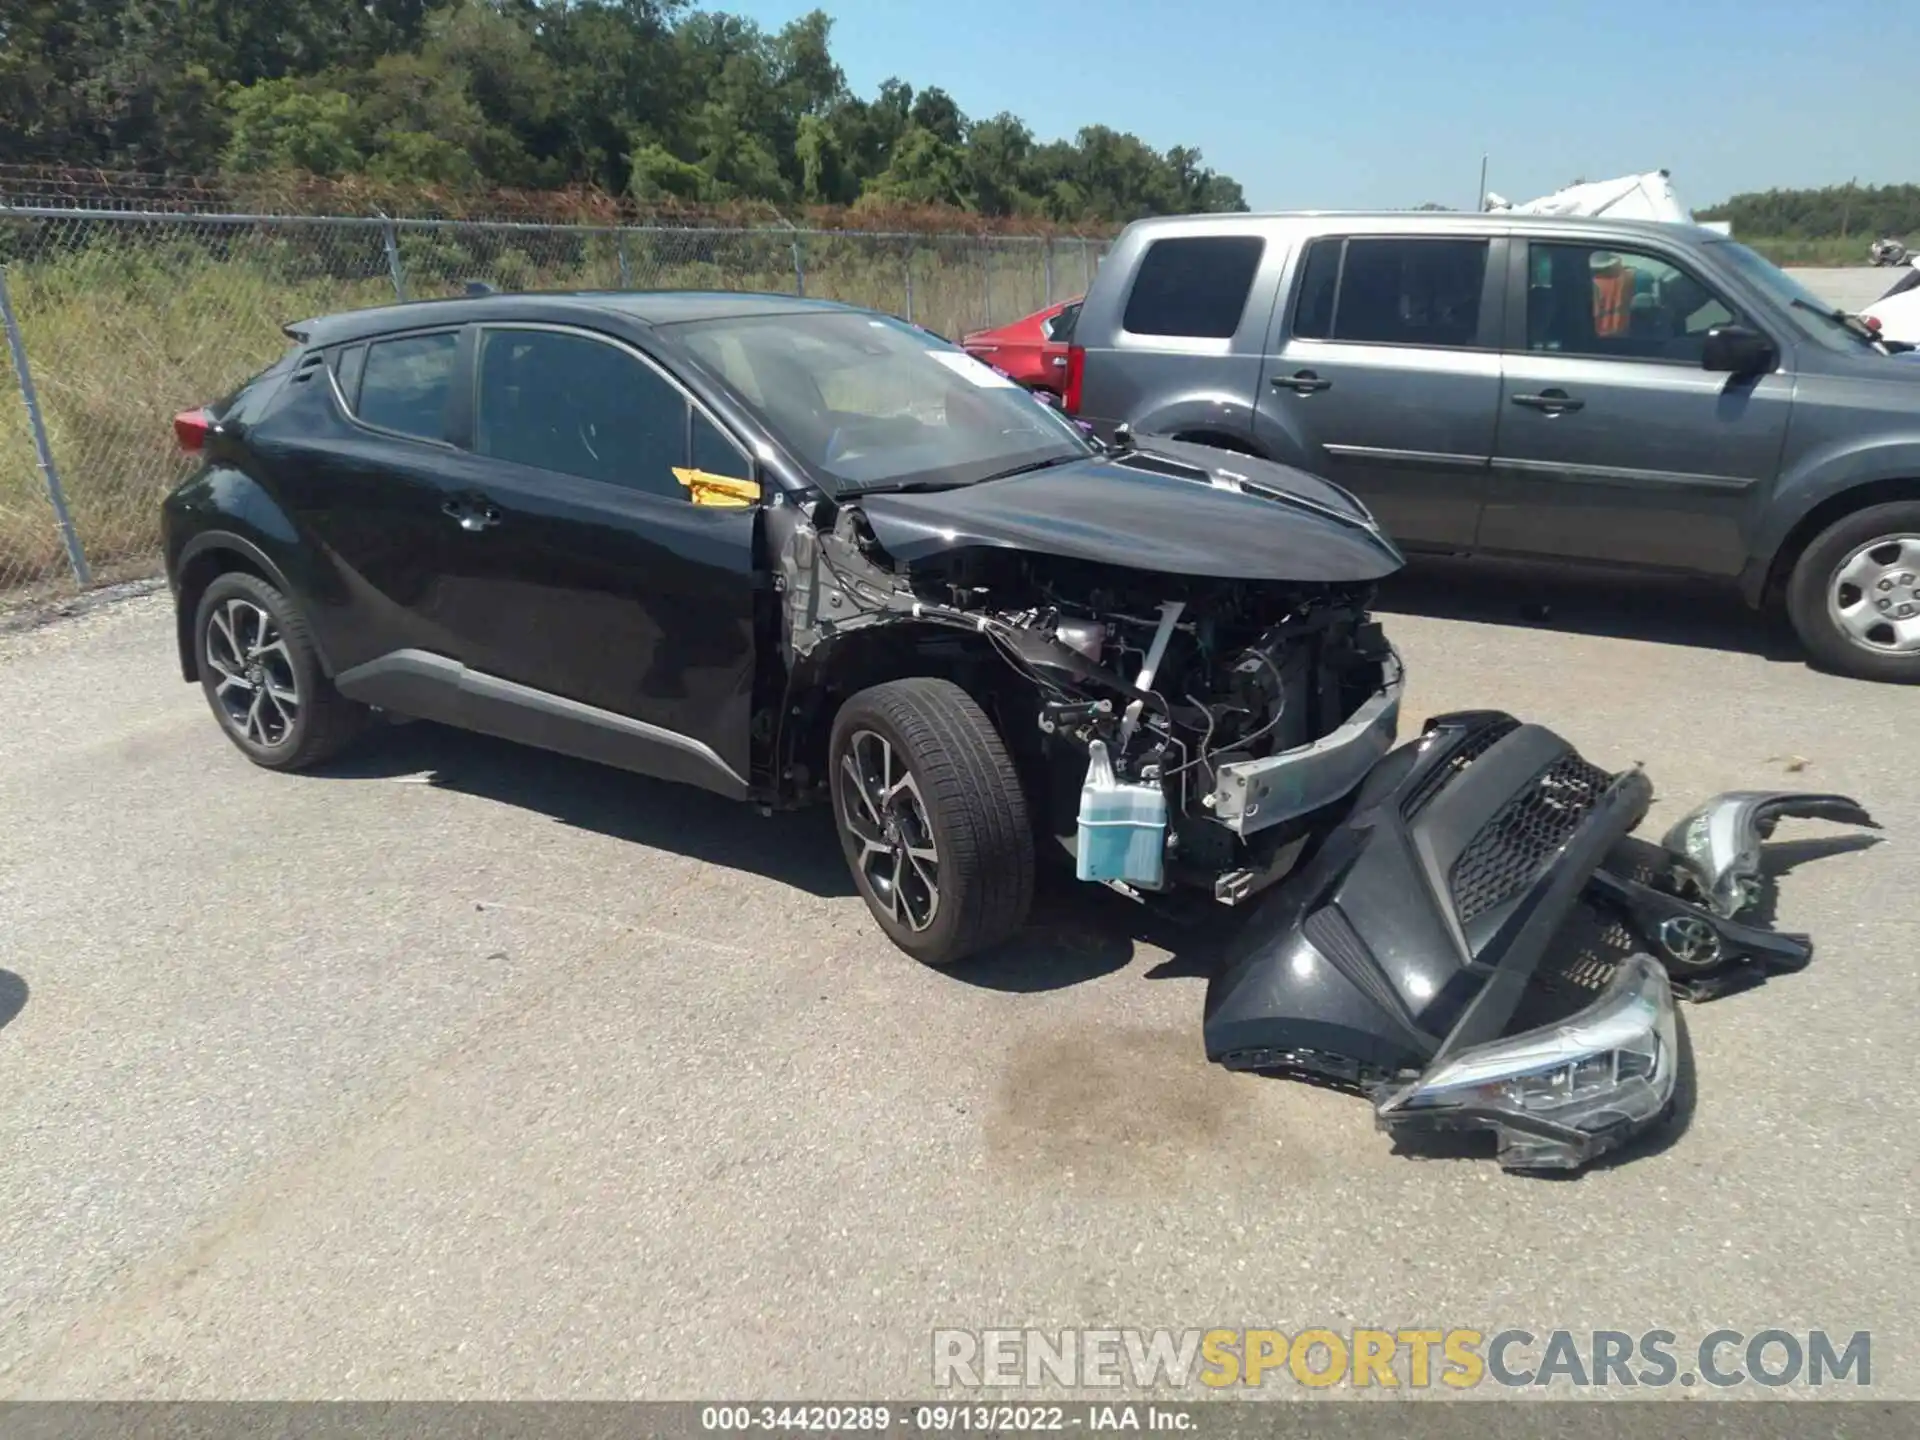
[194,572,368,769]
[830,678,1035,968]
[1787,502,1920,683]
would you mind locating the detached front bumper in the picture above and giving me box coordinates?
[1373,952,1677,1171]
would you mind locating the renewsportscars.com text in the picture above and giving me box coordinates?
[932,1328,1872,1391]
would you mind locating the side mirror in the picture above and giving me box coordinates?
[1702,324,1776,377]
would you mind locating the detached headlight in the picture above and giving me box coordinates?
[1374,953,1677,1171]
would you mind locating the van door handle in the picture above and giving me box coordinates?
[1511,389,1584,414]
[1272,371,1332,394]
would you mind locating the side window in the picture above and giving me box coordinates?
[1043,302,1082,342]
[1328,238,1489,348]
[1527,243,1738,362]
[333,343,367,409]
[1122,235,1266,339]
[357,333,458,440]
[1291,238,1343,339]
[690,408,749,480]
[474,328,690,500]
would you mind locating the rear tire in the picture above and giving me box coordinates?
[1785,501,1920,683]
[194,572,368,769]
[829,678,1035,968]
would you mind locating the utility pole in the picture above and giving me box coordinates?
[1476,153,1489,212]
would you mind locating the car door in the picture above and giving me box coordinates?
[1252,233,1505,551]
[262,326,476,674]
[426,322,762,796]
[1033,301,1080,392]
[1481,237,1793,574]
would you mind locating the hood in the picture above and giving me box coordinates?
[851,441,1405,583]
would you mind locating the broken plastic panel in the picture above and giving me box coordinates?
[1374,953,1678,1172]
[1660,791,1876,918]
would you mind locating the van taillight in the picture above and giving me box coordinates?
[1063,345,1086,414]
[173,408,211,453]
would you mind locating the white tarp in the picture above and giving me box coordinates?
[1483,170,1730,234]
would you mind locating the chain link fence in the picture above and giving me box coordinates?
[0,205,1107,612]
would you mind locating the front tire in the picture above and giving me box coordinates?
[194,571,368,769]
[1786,502,1920,683]
[829,678,1035,968]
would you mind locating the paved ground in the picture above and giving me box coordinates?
[1789,264,1901,313]
[0,568,1912,1400]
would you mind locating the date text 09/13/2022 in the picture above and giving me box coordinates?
[700,1405,1191,1433]
[706,1413,1182,1436]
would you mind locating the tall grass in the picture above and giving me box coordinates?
[0,217,1092,600]
[1738,234,1907,267]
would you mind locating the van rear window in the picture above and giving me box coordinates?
[1122,235,1265,339]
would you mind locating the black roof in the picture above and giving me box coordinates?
[290,289,869,345]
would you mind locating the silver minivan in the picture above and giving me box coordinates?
[1066,211,1920,682]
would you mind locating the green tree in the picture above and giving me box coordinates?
[863,127,972,209]
[0,0,1251,226]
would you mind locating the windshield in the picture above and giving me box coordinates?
[1708,240,1880,354]
[667,310,1093,494]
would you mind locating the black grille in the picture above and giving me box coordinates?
[1403,717,1520,817]
[1448,752,1612,926]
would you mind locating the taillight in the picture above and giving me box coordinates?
[1063,345,1086,414]
[173,408,211,453]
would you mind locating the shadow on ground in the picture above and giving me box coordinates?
[0,970,27,1034]
[300,713,1885,1175]
[308,715,1875,999]
[1377,557,1805,662]
[315,720,857,900]
[313,718,1241,993]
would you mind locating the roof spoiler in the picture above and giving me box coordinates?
[282,320,314,343]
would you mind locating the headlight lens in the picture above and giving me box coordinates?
[1376,953,1678,1169]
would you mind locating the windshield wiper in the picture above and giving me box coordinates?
[973,452,1089,485]
[1792,296,1880,344]
[844,451,1089,496]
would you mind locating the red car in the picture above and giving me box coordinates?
[961,298,1082,397]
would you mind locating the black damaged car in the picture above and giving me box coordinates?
[162,291,1869,1170]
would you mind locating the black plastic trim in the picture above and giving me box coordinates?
[334,650,750,799]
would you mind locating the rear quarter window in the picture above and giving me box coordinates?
[355,332,460,441]
[1122,235,1266,339]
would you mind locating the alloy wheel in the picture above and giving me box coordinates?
[205,598,300,748]
[838,729,941,933]
[1828,533,1920,654]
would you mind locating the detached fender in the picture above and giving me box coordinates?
[1741,431,1920,606]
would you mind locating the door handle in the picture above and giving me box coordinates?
[1511,389,1585,414]
[1272,371,1332,394]
[442,496,501,532]
[1050,356,1068,368]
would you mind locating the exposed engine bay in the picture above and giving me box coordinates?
[771,493,1401,908]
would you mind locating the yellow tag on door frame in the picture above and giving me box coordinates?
[673,467,761,508]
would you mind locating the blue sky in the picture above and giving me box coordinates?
[723,0,1916,210]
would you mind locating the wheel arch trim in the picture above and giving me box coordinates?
[174,530,330,682]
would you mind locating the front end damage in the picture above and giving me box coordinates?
[759,446,1876,1175]
[1203,711,1877,1171]
[765,450,1406,912]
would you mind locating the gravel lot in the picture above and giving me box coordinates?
[0,563,1912,1399]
